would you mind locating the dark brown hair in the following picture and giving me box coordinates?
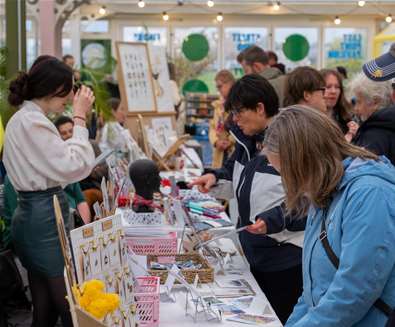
[320,69,352,126]
[283,66,325,107]
[238,45,269,66]
[8,55,73,107]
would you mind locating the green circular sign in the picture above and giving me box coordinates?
[182,34,210,62]
[283,34,310,62]
[182,79,209,95]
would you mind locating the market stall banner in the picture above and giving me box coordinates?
[182,33,210,62]
[282,34,310,62]
[81,39,112,74]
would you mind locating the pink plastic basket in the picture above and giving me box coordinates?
[126,232,177,255]
[135,276,160,327]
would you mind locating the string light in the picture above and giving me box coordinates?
[162,11,169,21]
[137,0,145,8]
[99,6,106,15]
[216,12,223,22]
[207,0,214,7]
[357,0,365,7]
[273,1,281,11]
[334,16,341,25]
[385,14,392,23]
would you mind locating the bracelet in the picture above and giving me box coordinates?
[73,115,86,122]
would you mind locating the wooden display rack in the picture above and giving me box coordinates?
[54,195,106,327]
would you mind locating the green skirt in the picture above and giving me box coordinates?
[12,187,70,277]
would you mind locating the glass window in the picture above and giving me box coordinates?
[0,17,5,47]
[274,27,319,71]
[224,27,269,78]
[173,27,219,94]
[81,20,109,33]
[324,28,368,77]
[62,38,72,56]
[123,26,167,47]
[26,19,38,68]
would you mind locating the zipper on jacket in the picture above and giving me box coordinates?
[229,130,251,162]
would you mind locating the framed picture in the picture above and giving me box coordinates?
[116,42,157,113]
[147,45,175,113]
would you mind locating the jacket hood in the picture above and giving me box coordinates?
[358,105,395,134]
[339,156,395,190]
[260,67,283,80]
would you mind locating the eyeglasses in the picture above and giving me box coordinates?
[315,87,326,94]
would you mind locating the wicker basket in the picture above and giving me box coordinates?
[147,253,214,284]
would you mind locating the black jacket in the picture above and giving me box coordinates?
[353,105,395,165]
[207,124,306,272]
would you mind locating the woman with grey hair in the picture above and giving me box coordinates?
[349,72,395,165]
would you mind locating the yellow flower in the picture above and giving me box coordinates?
[75,279,120,320]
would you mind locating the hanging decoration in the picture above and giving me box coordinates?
[282,34,310,62]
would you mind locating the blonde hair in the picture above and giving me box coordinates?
[264,105,378,215]
[215,69,235,84]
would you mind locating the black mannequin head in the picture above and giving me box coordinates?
[129,159,161,212]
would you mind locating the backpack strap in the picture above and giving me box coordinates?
[320,208,392,317]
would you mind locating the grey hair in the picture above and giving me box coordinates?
[349,72,393,109]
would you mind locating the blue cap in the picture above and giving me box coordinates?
[363,43,395,82]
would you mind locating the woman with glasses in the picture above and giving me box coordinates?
[283,66,327,112]
[191,74,305,324]
[321,69,358,142]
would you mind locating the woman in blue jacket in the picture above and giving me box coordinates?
[264,105,395,327]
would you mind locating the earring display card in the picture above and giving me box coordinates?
[70,214,136,327]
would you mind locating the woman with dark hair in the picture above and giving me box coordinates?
[3,55,95,326]
[283,66,327,112]
[321,69,358,141]
[191,74,305,324]
[264,105,395,327]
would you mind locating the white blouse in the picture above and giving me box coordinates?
[3,101,95,191]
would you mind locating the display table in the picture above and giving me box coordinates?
[158,238,283,327]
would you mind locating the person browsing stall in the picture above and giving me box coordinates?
[191,74,305,324]
[3,55,95,327]
[264,106,395,327]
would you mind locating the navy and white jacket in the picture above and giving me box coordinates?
[208,124,306,272]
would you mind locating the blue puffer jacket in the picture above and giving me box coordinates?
[286,156,395,327]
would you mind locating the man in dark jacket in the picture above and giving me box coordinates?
[237,45,285,106]
[191,74,305,324]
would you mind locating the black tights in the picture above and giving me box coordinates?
[28,272,73,327]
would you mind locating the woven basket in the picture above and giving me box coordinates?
[147,253,214,284]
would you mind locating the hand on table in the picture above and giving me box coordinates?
[246,219,267,235]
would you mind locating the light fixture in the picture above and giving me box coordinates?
[207,0,214,7]
[334,16,341,25]
[162,11,169,21]
[216,12,223,22]
[273,1,281,11]
[385,14,393,23]
[357,0,365,7]
[138,0,145,8]
[99,6,106,15]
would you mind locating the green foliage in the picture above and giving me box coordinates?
[0,46,15,126]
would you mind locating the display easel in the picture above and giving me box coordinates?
[116,41,190,170]
[54,195,106,327]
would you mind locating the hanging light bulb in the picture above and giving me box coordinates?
[162,11,169,21]
[273,1,281,11]
[207,0,214,7]
[138,0,145,8]
[216,12,224,22]
[334,16,341,25]
[385,14,393,23]
[357,0,365,7]
[99,6,106,15]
